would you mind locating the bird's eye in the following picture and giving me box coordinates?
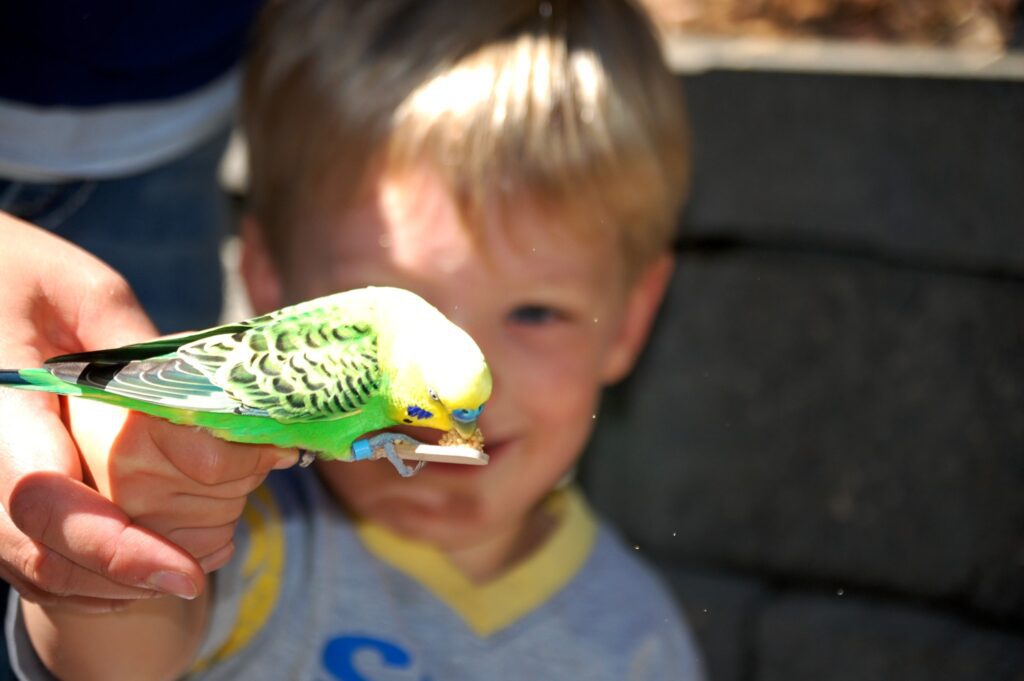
[428,388,439,401]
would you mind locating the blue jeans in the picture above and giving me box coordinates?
[0,129,231,334]
[0,131,231,680]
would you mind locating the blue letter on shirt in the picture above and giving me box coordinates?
[323,635,427,681]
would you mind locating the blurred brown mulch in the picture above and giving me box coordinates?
[641,0,1020,49]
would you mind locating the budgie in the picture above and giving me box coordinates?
[0,287,491,477]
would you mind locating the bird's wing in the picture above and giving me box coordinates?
[43,291,385,420]
[42,320,271,414]
[180,316,384,423]
[46,356,243,413]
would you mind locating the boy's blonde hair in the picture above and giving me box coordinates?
[243,0,689,280]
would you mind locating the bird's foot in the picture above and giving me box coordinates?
[298,449,316,468]
[363,433,426,477]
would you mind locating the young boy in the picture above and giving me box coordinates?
[8,0,704,679]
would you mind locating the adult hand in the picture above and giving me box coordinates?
[0,212,294,612]
[66,399,296,583]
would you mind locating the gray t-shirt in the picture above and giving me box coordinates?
[7,469,705,681]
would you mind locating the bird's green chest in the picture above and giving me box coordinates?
[168,395,395,461]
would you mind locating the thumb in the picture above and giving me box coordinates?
[9,472,204,599]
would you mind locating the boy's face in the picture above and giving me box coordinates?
[243,167,672,553]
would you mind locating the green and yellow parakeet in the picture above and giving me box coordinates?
[0,287,491,476]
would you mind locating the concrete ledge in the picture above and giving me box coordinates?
[664,34,1024,81]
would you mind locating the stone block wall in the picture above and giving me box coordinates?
[580,70,1024,680]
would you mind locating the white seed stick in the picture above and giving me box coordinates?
[375,441,489,465]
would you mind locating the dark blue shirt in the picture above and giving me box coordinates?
[0,1,264,107]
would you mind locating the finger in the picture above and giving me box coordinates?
[0,215,157,356]
[21,217,158,348]
[148,419,298,485]
[162,524,237,560]
[71,268,157,348]
[16,588,160,616]
[8,472,204,600]
[137,494,249,533]
[70,407,286,512]
[198,542,236,574]
[154,471,274,502]
[112,472,270,526]
[1,543,161,602]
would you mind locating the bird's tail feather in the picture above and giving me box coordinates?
[0,368,82,395]
[0,370,30,385]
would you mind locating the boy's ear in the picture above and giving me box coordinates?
[240,215,284,314]
[600,253,675,384]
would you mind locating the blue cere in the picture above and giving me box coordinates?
[452,404,485,423]
[406,405,433,420]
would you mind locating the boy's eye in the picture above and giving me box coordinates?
[508,305,562,326]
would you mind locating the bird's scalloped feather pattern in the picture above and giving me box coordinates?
[179,320,382,423]
[41,291,392,422]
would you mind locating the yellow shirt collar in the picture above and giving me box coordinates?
[355,486,598,637]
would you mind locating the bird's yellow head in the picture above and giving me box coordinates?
[378,289,492,439]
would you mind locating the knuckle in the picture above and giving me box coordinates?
[90,270,136,306]
[202,497,249,528]
[232,471,271,498]
[210,525,236,548]
[190,444,269,487]
[201,542,235,573]
[19,546,75,598]
[175,496,249,529]
[167,525,235,558]
[95,526,136,582]
[199,472,264,500]
[186,448,231,486]
[222,496,249,523]
[254,446,290,474]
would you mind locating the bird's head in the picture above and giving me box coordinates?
[381,289,492,439]
[421,348,491,439]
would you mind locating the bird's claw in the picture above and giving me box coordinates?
[364,433,426,477]
[298,449,316,467]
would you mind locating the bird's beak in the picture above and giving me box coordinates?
[454,418,478,439]
[450,404,484,439]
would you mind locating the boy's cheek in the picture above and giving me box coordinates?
[239,215,286,314]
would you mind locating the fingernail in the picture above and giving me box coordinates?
[147,571,198,600]
[273,452,299,469]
